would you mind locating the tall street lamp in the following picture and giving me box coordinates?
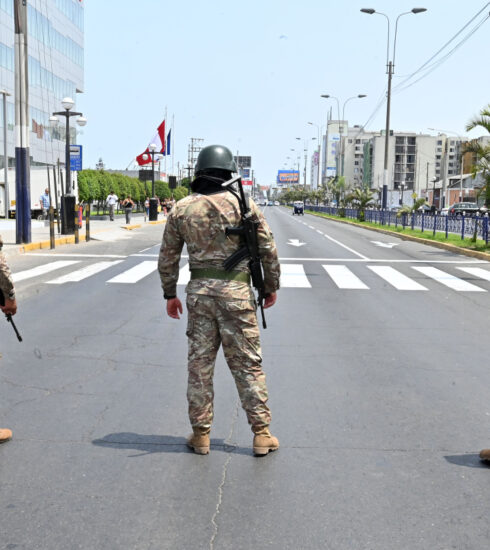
[361,7,427,209]
[142,143,163,221]
[308,122,325,191]
[321,94,367,177]
[0,89,11,219]
[428,127,466,204]
[50,97,87,234]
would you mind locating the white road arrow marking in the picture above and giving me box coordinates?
[288,239,306,247]
[371,241,399,248]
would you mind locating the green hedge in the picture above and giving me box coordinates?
[78,170,188,205]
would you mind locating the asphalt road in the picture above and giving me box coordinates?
[1,207,490,549]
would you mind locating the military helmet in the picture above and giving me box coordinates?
[195,145,237,175]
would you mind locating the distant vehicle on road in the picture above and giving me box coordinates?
[274,201,280,206]
[292,201,304,215]
[267,200,274,206]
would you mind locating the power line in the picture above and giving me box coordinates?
[392,2,490,93]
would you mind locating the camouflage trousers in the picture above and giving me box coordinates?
[186,293,271,430]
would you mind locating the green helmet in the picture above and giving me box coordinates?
[195,145,237,175]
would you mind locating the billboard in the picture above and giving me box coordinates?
[242,179,253,186]
[277,170,300,184]
[234,156,251,168]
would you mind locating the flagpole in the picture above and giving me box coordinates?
[171,114,174,176]
[164,106,167,179]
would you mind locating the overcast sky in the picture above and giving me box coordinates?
[77,0,490,186]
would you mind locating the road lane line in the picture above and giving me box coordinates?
[276,258,488,263]
[368,266,428,291]
[412,266,486,292]
[13,260,81,282]
[25,253,127,258]
[47,260,124,284]
[107,261,157,284]
[280,264,311,288]
[321,233,368,259]
[323,265,369,289]
[457,267,490,281]
[130,253,159,257]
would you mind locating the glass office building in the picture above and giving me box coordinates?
[0,0,84,169]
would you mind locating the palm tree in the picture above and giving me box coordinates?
[346,187,375,221]
[464,105,490,207]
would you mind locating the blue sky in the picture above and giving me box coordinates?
[77,0,490,186]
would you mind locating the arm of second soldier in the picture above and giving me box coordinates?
[0,250,17,316]
[157,211,184,319]
[250,200,280,307]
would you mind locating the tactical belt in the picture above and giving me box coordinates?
[190,268,250,284]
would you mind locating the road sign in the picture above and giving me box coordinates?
[411,192,417,199]
[70,145,83,171]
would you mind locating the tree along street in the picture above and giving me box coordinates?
[1,210,490,549]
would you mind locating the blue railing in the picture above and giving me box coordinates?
[304,206,490,244]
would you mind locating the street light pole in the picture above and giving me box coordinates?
[321,93,366,178]
[428,127,466,203]
[142,143,162,221]
[0,90,10,219]
[361,7,427,209]
[50,97,87,234]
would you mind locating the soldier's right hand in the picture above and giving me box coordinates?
[1,298,17,316]
[264,293,277,309]
[166,297,183,319]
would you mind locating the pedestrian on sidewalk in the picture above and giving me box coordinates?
[39,188,50,220]
[106,190,118,221]
[0,235,17,445]
[144,197,150,220]
[122,195,135,224]
[158,144,281,457]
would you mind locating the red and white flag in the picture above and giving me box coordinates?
[136,120,166,166]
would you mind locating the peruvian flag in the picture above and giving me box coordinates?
[136,120,166,166]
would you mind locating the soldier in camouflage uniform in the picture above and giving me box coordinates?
[158,145,280,456]
[0,236,17,444]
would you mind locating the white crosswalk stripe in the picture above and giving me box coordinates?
[12,260,80,282]
[46,260,124,284]
[412,266,486,292]
[12,259,490,294]
[280,264,311,288]
[457,267,490,282]
[323,265,369,289]
[107,261,157,284]
[367,266,428,291]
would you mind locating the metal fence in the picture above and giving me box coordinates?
[305,206,490,244]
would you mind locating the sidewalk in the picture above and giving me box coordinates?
[0,213,166,257]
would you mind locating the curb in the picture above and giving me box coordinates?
[306,211,490,262]
[148,220,166,225]
[122,224,141,230]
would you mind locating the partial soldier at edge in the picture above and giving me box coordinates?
[158,144,281,456]
[0,235,17,444]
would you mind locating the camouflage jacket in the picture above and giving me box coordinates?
[158,191,280,300]
[0,236,15,300]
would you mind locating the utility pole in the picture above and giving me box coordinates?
[188,138,203,180]
[14,0,31,243]
[440,135,448,209]
[0,90,10,219]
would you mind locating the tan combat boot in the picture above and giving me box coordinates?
[252,426,279,456]
[479,449,490,462]
[187,427,210,455]
[0,428,12,444]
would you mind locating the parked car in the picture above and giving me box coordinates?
[274,201,280,206]
[267,200,274,206]
[444,202,481,218]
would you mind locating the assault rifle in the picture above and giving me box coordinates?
[222,175,268,329]
[0,289,22,342]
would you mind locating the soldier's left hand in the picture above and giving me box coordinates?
[167,297,183,319]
